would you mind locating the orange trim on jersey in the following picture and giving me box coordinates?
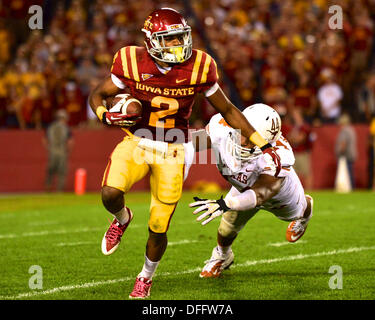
[276,139,289,151]
[200,54,212,84]
[191,50,203,85]
[219,118,231,128]
[129,46,140,82]
[120,47,130,79]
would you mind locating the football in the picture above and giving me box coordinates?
[108,94,142,116]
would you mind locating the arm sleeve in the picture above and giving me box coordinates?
[204,82,219,97]
[204,55,219,88]
[110,48,128,88]
[195,52,219,92]
[111,74,126,89]
[224,188,257,211]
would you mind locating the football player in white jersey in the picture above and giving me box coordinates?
[187,104,314,278]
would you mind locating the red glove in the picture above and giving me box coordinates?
[261,143,281,177]
[102,112,141,127]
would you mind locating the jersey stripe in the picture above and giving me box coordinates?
[110,51,119,73]
[200,54,212,84]
[129,46,140,82]
[190,50,203,85]
[120,47,130,79]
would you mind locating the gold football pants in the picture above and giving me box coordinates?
[102,131,185,233]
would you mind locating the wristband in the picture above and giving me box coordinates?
[96,106,108,121]
[260,143,272,151]
[217,196,231,212]
[249,131,268,148]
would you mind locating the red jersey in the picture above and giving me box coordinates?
[110,46,218,143]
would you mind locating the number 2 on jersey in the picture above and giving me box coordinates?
[149,96,179,128]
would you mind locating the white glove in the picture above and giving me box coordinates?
[189,196,231,225]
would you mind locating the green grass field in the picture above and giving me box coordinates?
[0,191,374,300]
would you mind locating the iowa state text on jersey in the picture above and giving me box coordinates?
[111,46,219,143]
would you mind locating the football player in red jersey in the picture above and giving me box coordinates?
[89,7,281,299]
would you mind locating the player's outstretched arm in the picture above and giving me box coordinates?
[190,126,212,151]
[245,174,283,206]
[224,174,284,211]
[206,87,281,176]
[190,174,284,225]
[206,87,256,139]
[89,76,139,126]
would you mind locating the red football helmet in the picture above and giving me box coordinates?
[142,8,192,64]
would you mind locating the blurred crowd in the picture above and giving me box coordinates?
[0,0,374,131]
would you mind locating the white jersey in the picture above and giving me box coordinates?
[207,113,307,221]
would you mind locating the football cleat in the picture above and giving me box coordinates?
[129,277,152,299]
[200,246,234,278]
[286,195,313,242]
[101,208,133,255]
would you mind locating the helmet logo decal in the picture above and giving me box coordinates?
[167,24,183,30]
[144,16,153,30]
[267,118,280,140]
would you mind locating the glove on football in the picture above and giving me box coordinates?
[102,112,141,127]
[189,196,231,225]
[261,143,281,177]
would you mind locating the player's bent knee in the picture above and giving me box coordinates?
[156,185,182,204]
[101,186,124,210]
[148,228,167,239]
[155,172,184,204]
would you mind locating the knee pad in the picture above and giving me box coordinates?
[149,201,177,234]
[218,212,242,238]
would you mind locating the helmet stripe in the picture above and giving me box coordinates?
[129,46,140,82]
[200,55,212,84]
[120,47,130,79]
[190,50,203,85]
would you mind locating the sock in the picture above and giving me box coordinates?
[217,245,231,256]
[138,255,160,280]
[112,207,129,225]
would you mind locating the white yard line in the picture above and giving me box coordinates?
[267,240,307,247]
[168,240,199,246]
[55,239,198,247]
[56,241,97,247]
[1,245,374,300]
[28,221,59,227]
[0,227,102,239]
[0,225,145,240]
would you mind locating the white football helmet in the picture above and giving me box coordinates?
[226,103,282,162]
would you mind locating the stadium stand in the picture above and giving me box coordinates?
[0,0,374,190]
